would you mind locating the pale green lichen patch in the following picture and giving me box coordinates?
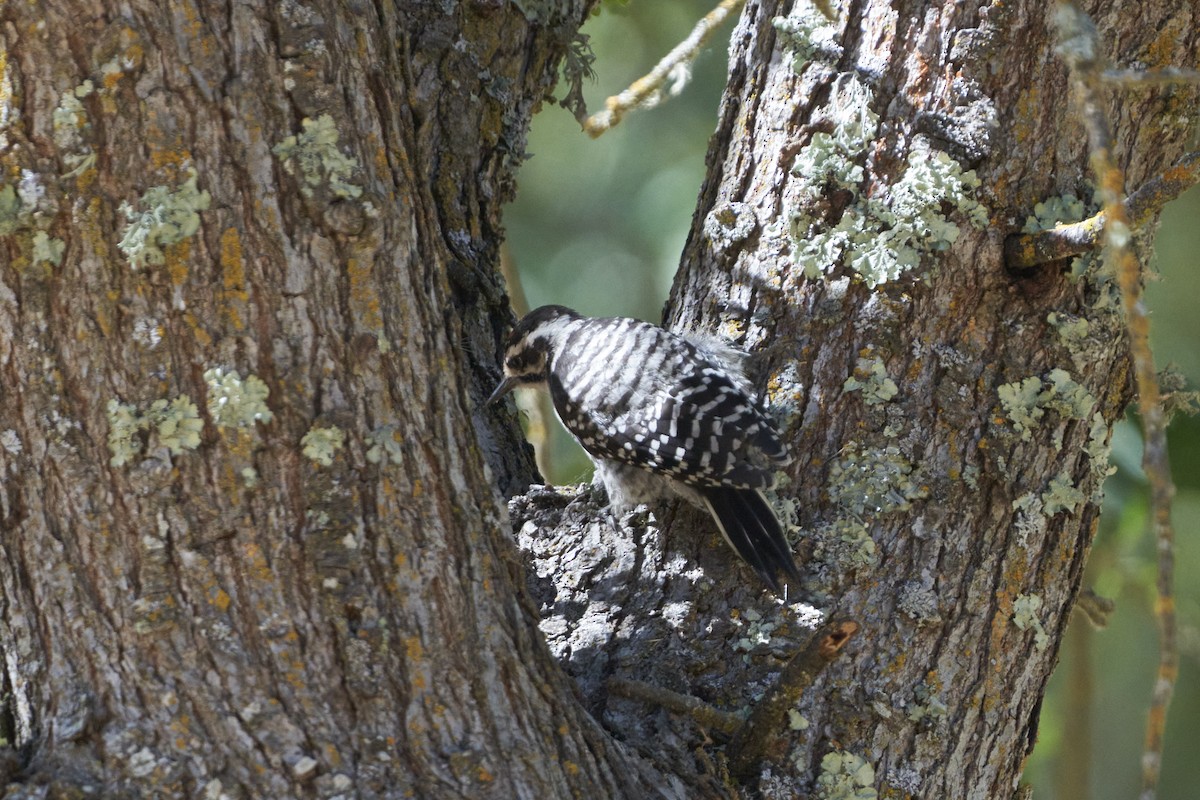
[1022,193,1097,279]
[366,425,404,466]
[1012,593,1050,651]
[907,681,948,723]
[731,606,782,653]
[107,400,143,466]
[773,2,841,67]
[301,425,345,466]
[998,377,1047,440]
[32,231,65,266]
[1042,472,1085,515]
[998,369,1097,449]
[788,709,810,731]
[813,518,877,569]
[786,76,985,288]
[843,354,898,405]
[1085,412,1115,495]
[152,397,204,454]
[106,395,203,466]
[814,750,878,800]
[1047,311,1090,344]
[1012,492,1046,547]
[1042,368,1096,419]
[118,170,211,269]
[828,441,928,517]
[0,183,30,236]
[204,368,273,429]
[52,92,87,150]
[272,114,362,199]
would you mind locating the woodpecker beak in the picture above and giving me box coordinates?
[487,376,520,405]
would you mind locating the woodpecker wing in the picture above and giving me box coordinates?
[548,325,788,489]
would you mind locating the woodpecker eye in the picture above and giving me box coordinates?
[505,357,518,371]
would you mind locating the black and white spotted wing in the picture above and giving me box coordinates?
[545,317,788,489]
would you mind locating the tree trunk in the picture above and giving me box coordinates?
[513,1,1197,798]
[0,0,1194,799]
[0,1,680,797]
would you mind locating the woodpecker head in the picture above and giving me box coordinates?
[488,305,580,404]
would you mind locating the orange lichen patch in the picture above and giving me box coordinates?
[183,311,213,348]
[92,304,113,337]
[0,48,7,98]
[72,163,98,192]
[989,590,1016,664]
[564,761,580,776]
[367,132,389,175]
[101,67,123,92]
[1146,18,1181,68]
[1163,163,1194,184]
[477,767,494,783]
[346,257,384,333]
[393,552,408,568]
[210,587,231,612]
[885,651,908,675]
[404,636,423,661]
[122,41,145,70]
[220,227,248,330]
[1012,86,1040,146]
[179,4,203,44]
[220,228,246,294]
[165,240,191,285]
[906,359,922,382]
[241,541,272,582]
[150,149,195,174]
[325,743,342,766]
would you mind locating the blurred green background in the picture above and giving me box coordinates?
[502,3,1200,798]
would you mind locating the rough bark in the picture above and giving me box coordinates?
[0,1,684,797]
[0,0,1195,798]
[512,0,1197,798]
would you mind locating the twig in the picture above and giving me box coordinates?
[1004,150,1200,270]
[583,0,746,138]
[726,620,858,780]
[606,677,742,735]
[1075,587,1115,629]
[1052,6,1178,800]
[1102,67,1200,87]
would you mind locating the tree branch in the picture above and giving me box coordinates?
[726,620,859,781]
[607,678,743,736]
[583,0,745,137]
[1003,150,1200,271]
[1102,67,1200,87]
[1052,6,1178,799]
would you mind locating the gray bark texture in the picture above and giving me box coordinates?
[0,1,1194,799]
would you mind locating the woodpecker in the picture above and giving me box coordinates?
[490,305,800,594]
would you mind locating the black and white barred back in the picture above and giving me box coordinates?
[490,305,800,594]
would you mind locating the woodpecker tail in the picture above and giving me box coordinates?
[701,486,800,596]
